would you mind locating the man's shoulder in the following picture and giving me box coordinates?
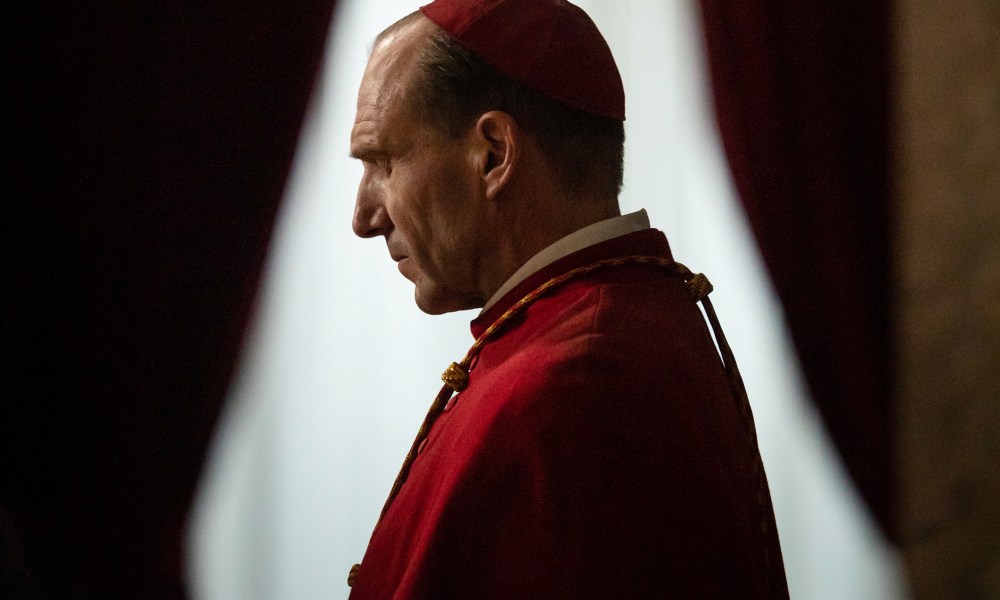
[461,266,736,440]
[471,280,699,401]
[514,266,704,355]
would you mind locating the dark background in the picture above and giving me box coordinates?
[4,2,338,597]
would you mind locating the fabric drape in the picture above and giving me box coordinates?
[697,0,894,540]
[3,1,337,596]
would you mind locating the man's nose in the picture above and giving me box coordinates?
[352,187,390,239]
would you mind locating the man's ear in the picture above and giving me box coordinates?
[474,111,519,201]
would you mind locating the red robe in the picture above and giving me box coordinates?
[350,229,789,599]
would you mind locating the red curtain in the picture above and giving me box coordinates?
[3,1,337,596]
[697,1,895,540]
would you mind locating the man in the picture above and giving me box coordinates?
[348,0,788,597]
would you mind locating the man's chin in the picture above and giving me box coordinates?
[413,284,484,315]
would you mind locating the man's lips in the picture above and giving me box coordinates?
[387,242,406,262]
[389,252,411,278]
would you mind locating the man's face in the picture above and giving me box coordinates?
[351,22,488,314]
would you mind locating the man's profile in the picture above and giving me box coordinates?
[347,0,789,597]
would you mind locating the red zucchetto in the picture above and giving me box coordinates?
[419,0,626,121]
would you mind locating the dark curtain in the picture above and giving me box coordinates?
[697,2,895,539]
[3,1,338,597]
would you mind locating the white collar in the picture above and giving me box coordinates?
[481,209,651,313]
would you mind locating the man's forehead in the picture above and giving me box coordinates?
[368,15,429,78]
[355,18,428,113]
[352,70,404,149]
[350,15,433,158]
[350,72,403,157]
[354,80,389,121]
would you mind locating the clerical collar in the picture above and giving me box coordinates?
[481,209,651,313]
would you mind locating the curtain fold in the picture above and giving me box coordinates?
[3,1,338,596]
[697,0,895,540]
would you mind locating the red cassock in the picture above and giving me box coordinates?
[349,229,789,599]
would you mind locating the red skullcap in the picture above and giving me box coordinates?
[419,0,625,121]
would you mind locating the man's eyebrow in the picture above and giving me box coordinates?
[350,125,392,160]
[349,147,384,161]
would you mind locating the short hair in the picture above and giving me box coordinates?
[377,12,625,198]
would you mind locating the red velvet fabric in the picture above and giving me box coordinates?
[350,230,788,599]
[3,1,336,596]
[697,0,894,539]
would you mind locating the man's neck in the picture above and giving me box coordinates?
[476,197,621,305]
[480,208,650,312]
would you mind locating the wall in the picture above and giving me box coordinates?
[896,1,1000,598]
